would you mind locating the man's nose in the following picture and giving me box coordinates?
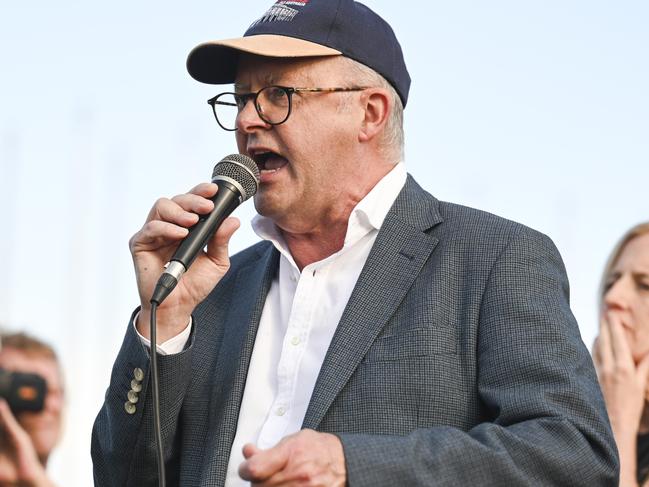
[236,99,270,133]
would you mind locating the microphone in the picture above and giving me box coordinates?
[151,154,260,305]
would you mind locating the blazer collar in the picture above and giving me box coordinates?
[202,243,278,484]
[302,174,443,429]
[390,173,444,231]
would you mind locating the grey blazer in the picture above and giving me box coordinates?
[92,175,618,486]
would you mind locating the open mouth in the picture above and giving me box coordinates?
[250,150,289,175]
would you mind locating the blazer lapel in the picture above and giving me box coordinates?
[303,175,443,429]
[202,243,279,485]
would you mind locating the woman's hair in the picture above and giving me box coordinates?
[599,221,649,305]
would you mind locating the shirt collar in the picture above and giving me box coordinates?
[252,162,407,258]
[352,161,407,231]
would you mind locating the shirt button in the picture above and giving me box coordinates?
[290,336,301,346]
[276,406,287,416]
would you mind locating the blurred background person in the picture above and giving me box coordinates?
[594,222,649,487]
[0,332,64,487]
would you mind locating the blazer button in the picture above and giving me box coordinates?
[127,390,139,404]
[133,367,144,382]
[124,401,136,415]
[131,379,142,392]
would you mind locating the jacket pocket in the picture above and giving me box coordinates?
[363,326,457,362]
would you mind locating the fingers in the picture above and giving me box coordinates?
[238,432,347,487]
[147,197,200,228]
[186,182,219,199]
[596,315,613,369]
[0,399,29,448]
[133,183,219,252]
[136,220,189,245]
[239,443,289,482]
[171,192,215,217]
[145,183,217,224]
[0,400,50,486]
[607,311,634,367]
[592,337,601,366]
[242,443,262,460]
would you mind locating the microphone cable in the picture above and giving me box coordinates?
[146,154,259,487]
[150,302,166,487]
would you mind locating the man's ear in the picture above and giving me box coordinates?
[358,89,391,144]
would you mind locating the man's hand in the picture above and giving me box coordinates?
[130,182,240,342]
[238,429,346,487]
[0,399,54,487]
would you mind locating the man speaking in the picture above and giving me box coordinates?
[92,0,618,485]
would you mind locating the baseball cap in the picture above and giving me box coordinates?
[186,0,411,106]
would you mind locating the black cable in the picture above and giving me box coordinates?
[150,302,166,487]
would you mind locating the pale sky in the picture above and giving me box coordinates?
[1,1,648,484]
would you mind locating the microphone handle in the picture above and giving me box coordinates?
[171,179,242,269]
[150,180,242,305]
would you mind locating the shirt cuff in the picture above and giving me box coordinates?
[134,311,193,355]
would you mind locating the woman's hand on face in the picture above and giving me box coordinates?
[594,311,649,487]
[594,311,649,437]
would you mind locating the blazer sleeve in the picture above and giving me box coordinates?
[338,228,619,486]
[91,309,195,487]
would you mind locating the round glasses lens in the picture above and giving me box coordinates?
[257,87,290,125]
[213,93,238,131]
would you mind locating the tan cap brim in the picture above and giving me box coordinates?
[187,34,342,85]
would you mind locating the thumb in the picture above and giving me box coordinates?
[242,443,261,459]
[205,217,240,264]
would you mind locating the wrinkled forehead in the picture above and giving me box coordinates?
[0,347,63,390]
[234,54,342,90]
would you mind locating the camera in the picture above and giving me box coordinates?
[0,368,46,413]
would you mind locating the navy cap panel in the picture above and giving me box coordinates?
[187,0,411,106]
[244,0,342,46]
[319,1,410,106]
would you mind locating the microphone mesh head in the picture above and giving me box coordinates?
[212,154,260,201]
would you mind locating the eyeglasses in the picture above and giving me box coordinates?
[207,85,369,131]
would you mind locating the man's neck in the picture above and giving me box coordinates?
[281,221,349,271]
[273,156,399,270]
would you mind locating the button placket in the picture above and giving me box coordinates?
[258,264,324,445]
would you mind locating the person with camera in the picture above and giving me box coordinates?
[0,332,63,487]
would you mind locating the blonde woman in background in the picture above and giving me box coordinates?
[594,222,649,487]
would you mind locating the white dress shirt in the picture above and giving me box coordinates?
[139,163,407,487]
